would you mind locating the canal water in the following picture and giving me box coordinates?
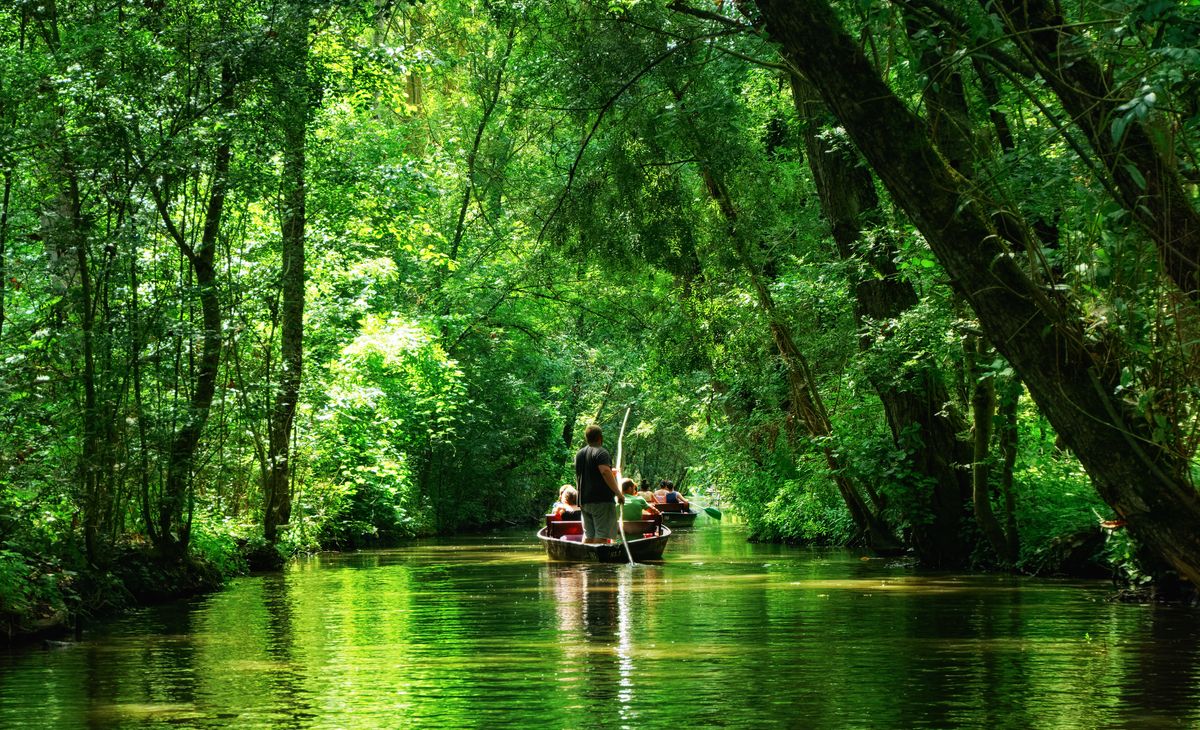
[2,522,1199,728]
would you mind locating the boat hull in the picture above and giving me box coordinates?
[660,510,698,527]
[538,526,672,563]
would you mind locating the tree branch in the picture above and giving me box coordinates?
[668,2,754,31]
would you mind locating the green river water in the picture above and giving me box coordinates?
[2,522,1199,728]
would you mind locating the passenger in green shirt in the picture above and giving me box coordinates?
[620,478,661,523]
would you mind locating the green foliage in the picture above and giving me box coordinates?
[0,548,74,630]
[702,422,856,544]
[757,476,855,544]
[1010,413,1110,568]
[835,422,937,532]
[1,0,1195,625]
[0,550,34,616]
[1103,531,1152,587]
[307,316,451,541]
[189,515,251,578]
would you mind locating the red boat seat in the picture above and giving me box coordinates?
[545,515,661,538]
[545,517,583,538]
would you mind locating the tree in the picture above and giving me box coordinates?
[755,0,1200,584]
[263,0,310,550]
[790,75,973,566]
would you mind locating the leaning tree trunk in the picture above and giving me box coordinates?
[990,0,1200,301]
[664,77,899,550]
[896,14,1030,565]
[756,0,1200,584]
[791,74,972,567]
[264,2,309,546]
[701,168,902,554]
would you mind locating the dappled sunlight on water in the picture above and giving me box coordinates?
[2,524,1200,728]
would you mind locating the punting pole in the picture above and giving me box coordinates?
[615,405,634,565]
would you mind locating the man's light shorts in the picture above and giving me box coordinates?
[581,502,619,540]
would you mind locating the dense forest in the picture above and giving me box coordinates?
[2,0,1199,632]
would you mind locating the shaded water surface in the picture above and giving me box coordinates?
[2,524,1199,728]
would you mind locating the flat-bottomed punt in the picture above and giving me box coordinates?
[538,516,671,563]
[655,501,698,527]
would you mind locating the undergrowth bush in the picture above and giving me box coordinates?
[189,514,250,577]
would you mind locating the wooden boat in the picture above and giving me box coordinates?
[538,515,671,563]
[655,500,698,527]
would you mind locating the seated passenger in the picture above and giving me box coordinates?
[653,480,672,503]
[657,480,686,506]
[637,480,657,504]
[551,485,582,520]
[621,478,660,527]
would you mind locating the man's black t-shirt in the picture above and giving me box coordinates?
[575,445,613,504]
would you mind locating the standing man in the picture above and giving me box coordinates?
[575,424,624,544]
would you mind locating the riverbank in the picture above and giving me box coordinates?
[3,521,461,645]
[1,544,231,645]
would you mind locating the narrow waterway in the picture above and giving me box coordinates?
[2,522,1199,728]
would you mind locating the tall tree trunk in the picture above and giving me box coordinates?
[791,74,972,566]
[264,3,309,547]
[152,62,234,559]
[898,17,1026,565]
[901,8,976,176]
[996,378,1020,563]
[44,65,109,565]
[160,250,221,558]
[0,170,10,339]
[130,235,157,547]
[971,57,1015,153]
[663,76,898,550]
[70,173,104,566]
[756,0,1200,584]
[965,334,1011,564]
[562,303,587,455]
